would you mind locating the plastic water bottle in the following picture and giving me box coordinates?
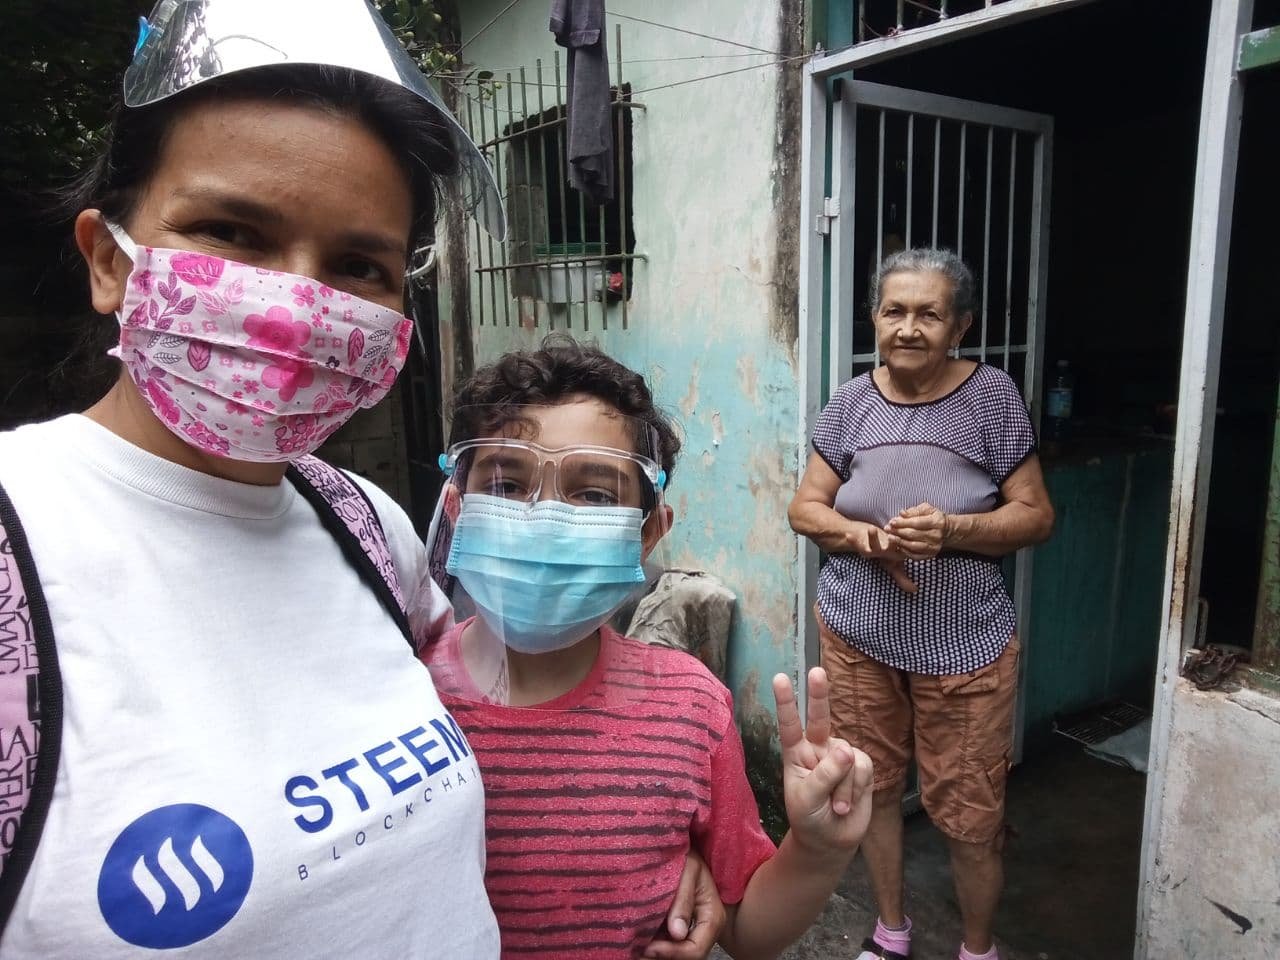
[1045,359,1074,442]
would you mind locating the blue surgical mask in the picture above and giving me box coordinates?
[445,495,648,654]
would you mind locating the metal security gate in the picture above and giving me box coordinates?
[825,80,1052,409]
[799,75,1053,762]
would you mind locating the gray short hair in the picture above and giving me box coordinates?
[871,248,977,320]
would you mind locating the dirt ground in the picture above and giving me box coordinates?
[714,742,1144,960]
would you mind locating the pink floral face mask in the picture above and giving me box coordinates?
[105,223,412,462]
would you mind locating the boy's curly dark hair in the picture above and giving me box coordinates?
[450,335,682,483]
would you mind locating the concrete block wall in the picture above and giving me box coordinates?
[1144,680,1280,957]
[316,380,413,513]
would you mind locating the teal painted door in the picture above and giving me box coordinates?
[1022,446,1173,752]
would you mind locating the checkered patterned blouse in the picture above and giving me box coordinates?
[812,362,1036,675]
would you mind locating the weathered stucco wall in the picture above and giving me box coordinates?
[1144,680,1280,956]
[450,0,806,773]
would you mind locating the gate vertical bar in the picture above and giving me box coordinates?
[957,122,967,258]
[517,68,541,329]
[1012,119,1053,768]
[616,26,630,330]
[464,90,486,328]
[1004,133,1017,370]
[830,83,857,393]
[797,61,831,697]
[552,54,573,329]
[490,82,511,327]
[875,111,886,365]
[906,114,914,248]
[609,24,624,330]
[476,86,500,328]
[1026,128,1051,417]
[575,81,592,333]
[981,126,993,361]
[535,59,554,330]
[932,117,941,246]
[598,76,610,332]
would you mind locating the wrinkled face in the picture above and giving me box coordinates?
[874,270,972,376]
[101,96,414,312]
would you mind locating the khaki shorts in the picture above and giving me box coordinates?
[818,610,1020,844]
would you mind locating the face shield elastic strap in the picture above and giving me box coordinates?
[104,221,138,262]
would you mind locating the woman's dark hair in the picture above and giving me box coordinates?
[61,63,458,249]
[450,335,683,484]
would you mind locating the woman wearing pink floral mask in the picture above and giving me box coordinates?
[0,2,723,956]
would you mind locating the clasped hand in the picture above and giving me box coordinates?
[840,502,949,592]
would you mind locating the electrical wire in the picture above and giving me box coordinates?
[431,51,777,77]
[605,10,782,55]
[628,49,812,96]
[441,48,813,119]
[460,0,529,51]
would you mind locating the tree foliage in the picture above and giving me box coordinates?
[0,0,454,198]
[0,0,143,193]
[0,0,455,314]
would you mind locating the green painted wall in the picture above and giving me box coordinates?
[823,0,856,50]
[448,0,807,741]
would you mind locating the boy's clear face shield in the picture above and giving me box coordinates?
[422,405,673,708]
[125,0,506,239]
[441,439,667,512]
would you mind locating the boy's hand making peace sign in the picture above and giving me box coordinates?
[773,667,874,855]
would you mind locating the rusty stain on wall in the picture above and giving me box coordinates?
[738,354,762,410]
[680,362,701,419]
[742,445,801,647]
[768,0,805,346]
[735,668,786,840]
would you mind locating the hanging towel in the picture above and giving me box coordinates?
[550,0,613,204]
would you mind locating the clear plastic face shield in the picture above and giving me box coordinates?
[423,404,673,707]
[125,0,505,239]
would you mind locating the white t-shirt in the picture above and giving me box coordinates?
[0,415,499,958]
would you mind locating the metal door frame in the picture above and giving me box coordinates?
[1135,1,1257,956]
[801,3,1267,955]
[798,67,1052,764]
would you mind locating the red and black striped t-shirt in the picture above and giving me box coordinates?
[428,623,776,958]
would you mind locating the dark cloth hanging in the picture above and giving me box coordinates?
[549,0,613,205]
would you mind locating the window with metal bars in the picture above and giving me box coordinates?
[503,84,636,307]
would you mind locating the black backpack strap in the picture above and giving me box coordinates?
[285,457,415,650]
[0,481,64,933]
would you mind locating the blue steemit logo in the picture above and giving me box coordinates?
[98,804,254,949]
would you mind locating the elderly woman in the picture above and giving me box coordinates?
[0,2,720,955]
[788,248,1054,960]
